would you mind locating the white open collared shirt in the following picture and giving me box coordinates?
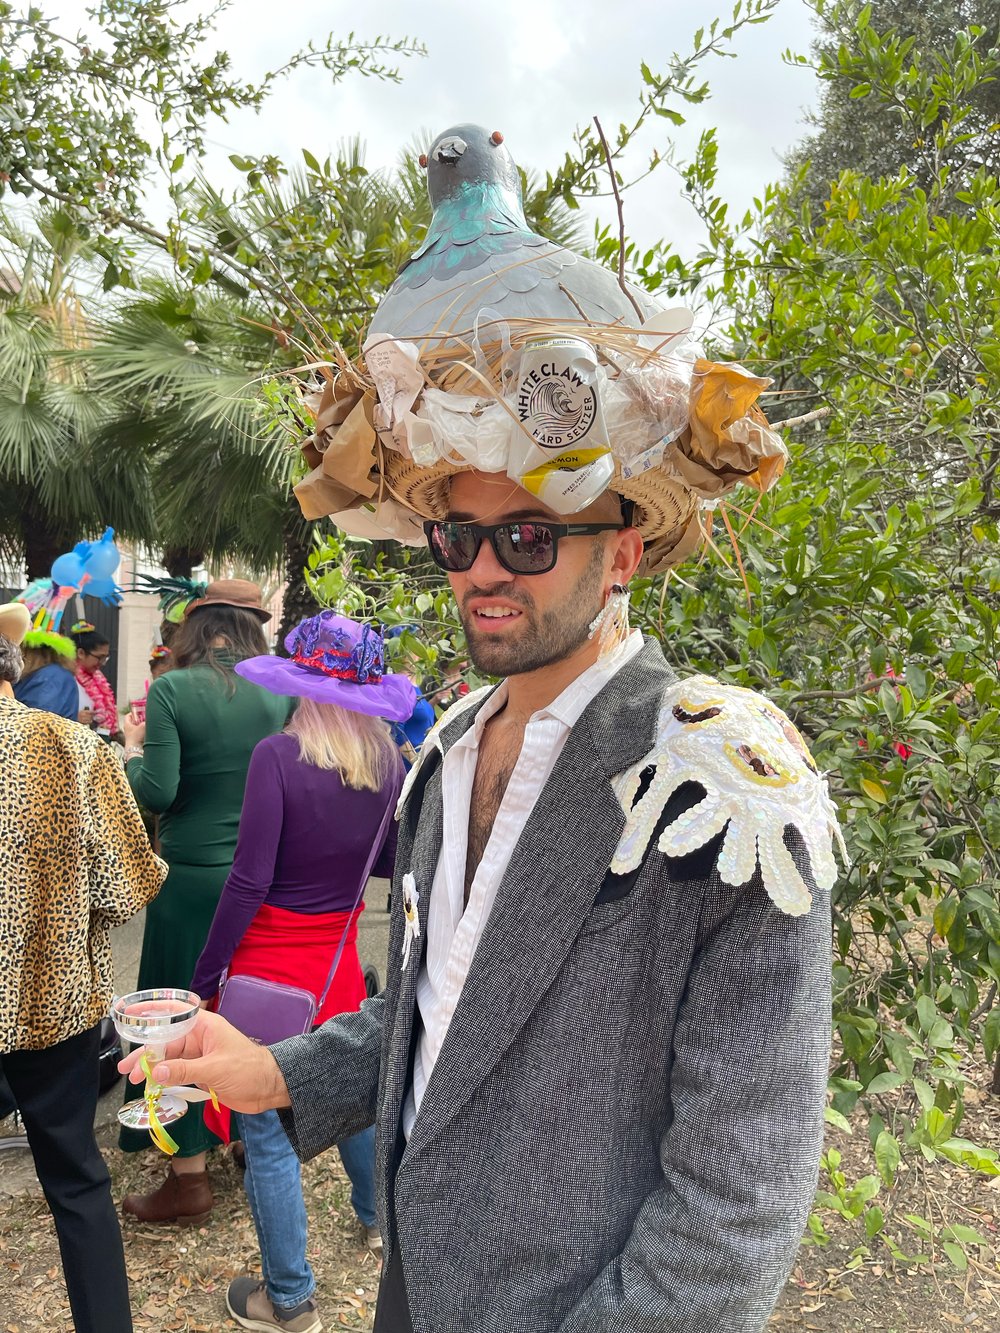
[402,631,644,1137]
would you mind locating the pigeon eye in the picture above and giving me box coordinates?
[418,153,428,168]
[434,136,468,163]
[491,130,504,145]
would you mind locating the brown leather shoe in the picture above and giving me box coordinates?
[122,1166,213,1225]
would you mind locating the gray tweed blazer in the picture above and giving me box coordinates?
[273,639,832,1332]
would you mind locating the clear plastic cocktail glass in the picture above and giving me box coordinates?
[112,988,201,1132]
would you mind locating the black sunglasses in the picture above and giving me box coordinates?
[423,518,624,575]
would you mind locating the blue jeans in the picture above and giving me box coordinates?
[235,1110,376,1311]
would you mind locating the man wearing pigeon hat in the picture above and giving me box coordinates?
[125,125,841,1333]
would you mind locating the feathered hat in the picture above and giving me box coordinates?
[292,123,788,575]
[133,573,209,623]
[22,629,76,660]
[235,612,416,720]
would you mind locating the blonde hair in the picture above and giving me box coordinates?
[286,695,398,791]
[21,645,74,678]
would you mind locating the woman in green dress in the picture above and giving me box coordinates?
[118,580,290,1225]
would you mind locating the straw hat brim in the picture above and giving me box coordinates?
[0,601,31,646]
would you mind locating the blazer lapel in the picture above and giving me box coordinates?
[403,641,676,1159]
[379,695,491,1148]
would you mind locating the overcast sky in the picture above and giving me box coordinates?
[211,0,820,255]
[51,0,821,258]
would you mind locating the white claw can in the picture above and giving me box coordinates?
[506,338,614,514]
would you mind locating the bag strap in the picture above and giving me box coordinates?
[314,784,397,1013]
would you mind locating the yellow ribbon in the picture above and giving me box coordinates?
[140,1053,179,1155]
[137,1054,220,1155]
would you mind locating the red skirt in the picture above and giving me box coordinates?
[206,901,366,1140]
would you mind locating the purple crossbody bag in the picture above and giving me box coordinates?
[216,794,395,1045]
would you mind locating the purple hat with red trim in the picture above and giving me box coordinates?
[234,611,417,721]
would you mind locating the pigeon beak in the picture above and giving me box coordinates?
[434,136,468,166]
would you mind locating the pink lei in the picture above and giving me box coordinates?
[77,666,118,731]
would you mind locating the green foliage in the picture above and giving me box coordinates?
[539,0,784,213]
[0,1,423,291]
[659,0,1000,1267]
[531,0,785,297]
[0,210,154,571]
[83,279,295,571]
[785,0,1000,213]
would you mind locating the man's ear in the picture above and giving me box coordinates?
[610,527,644,585]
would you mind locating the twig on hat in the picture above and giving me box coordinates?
[719,503,752,609]
[557,283,590,323]
[593,116,645,324]
[264,256,331,347]
[724,497,780,541]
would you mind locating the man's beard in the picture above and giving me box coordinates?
[458,542,606,677]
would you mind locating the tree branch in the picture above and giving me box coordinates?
[20,172,290,303]
[971,983,997,1025]
[19,171,371,321]
[777,405,832,430]
[592,116,644,323]
[790,674,897,704]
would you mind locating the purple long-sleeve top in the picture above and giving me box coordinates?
[191,731,404,999]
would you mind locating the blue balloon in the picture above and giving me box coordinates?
[83,528,121,579]
[50,552,85,587]
[86,576,122,606]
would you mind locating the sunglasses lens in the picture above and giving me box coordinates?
[429,522,479,571]
[496,523,555,573]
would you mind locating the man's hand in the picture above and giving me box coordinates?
[118,1010,290,1113]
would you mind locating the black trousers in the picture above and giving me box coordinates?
[3,1024,133,1333]
[373,1242,414,1333]
[373,1099,415,1333]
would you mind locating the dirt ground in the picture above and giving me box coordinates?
[1,1082,998,1332]
[770,1072,1000,1333]
[0,1121,381,1331]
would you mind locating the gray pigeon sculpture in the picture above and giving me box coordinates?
[366,123,661,345]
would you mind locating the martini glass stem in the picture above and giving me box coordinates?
[142,1043,165,1107]
[140,1044,179,1154]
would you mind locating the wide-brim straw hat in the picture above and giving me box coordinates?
[185,578,272,623]
[290,123,789,576]
[0,601,31,645]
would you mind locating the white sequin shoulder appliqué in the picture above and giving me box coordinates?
[610,675,846,916]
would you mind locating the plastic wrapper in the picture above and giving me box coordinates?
[332,496,427,545]
[602,345,699,462]
[415,389,510,472]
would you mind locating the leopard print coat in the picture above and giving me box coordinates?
[0,695,167,1053]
